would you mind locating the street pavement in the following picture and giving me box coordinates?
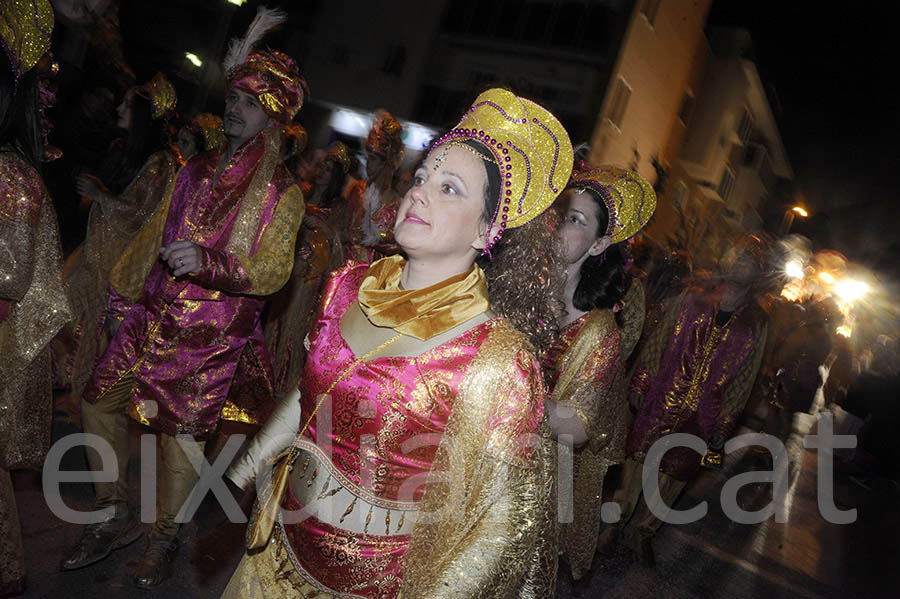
[12,397,900,598]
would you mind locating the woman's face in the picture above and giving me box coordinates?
[557,189,607,265]
[365,152,384,180]
[315,159,334,186]
[116,92,134,130]
[394,144,489,264]
[176,128,198,160]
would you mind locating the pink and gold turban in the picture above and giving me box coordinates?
[226,48,308,123]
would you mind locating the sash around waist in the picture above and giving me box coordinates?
[287,441,420,537]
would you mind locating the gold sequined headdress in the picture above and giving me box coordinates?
[0,0,53,79]
[365,110,404,165]
[568,162,656,244]
[134,72,177,120]
[431,88,574,252]
[186,113,226,152]
[223,7,307,123]
[325,141,351,174]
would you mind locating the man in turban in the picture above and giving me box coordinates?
[604,234,771,566]
[61,28,307,589]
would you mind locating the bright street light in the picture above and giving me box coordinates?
[834,279,870,302]
[792,206,808,217]
[227,0,246,5]
[818,272,836,285]
[785,260,805,279]
[185,52,203,68]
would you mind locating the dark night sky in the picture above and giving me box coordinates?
[707,1,898,274]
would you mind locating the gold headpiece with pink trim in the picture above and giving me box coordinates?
[568,162,656,244]
[430,88,573,252]
[186,113,226,152]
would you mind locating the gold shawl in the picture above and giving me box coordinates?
[357,255,490,340]
[400,319,558,598]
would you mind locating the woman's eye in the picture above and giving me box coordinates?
[441,183,457,195]
[413,175,425,186]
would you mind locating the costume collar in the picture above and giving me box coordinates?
[357,255,490,340]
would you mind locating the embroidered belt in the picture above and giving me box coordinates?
[288,441,419,536]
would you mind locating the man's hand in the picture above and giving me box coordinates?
[160,240,202,277]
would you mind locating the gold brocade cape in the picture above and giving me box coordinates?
[547,309,630,581]
[357,254,490,340]
[0,150,72,470]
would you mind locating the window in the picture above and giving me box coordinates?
[737,107,754,144]
[718,167,735,202]
[678,91,695,126]
[641,0,662,27]
[606,77,631,130]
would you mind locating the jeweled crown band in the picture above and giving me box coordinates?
[568,163,656,244]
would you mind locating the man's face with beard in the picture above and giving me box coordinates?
[223,88,272,148]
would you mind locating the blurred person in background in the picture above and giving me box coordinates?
[173,112,226,166]
[606,234,772,566]
[58,73,181,402]
[263,139,347,395]
[345,109,404,259]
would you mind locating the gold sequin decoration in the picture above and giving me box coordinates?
[0,0,54,77]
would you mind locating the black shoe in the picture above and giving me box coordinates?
[60,511,143,571]
[633,529,655,567]
[132,530,178,589]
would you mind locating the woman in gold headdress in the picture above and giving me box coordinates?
[0,1,71,595]
[58,73,186,401]
[222,88,573,599]
[542,162,655,580]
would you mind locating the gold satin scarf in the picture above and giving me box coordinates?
[357,255,490,340]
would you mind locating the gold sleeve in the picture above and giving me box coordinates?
[108,176,176,302]
[550,310,621,442]
[618,279,646,361]
[193,185,304,296]
[0,218,35,302]
[401,321,557,598]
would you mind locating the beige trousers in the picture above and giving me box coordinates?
[81,373,206,536]
[615,458,687,544]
